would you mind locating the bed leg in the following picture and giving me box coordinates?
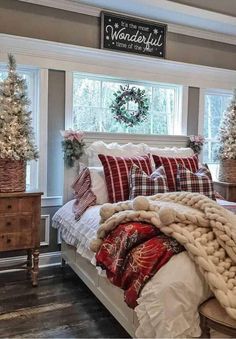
[61,257,66,270]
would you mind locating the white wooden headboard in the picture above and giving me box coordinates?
[63,132,189,203]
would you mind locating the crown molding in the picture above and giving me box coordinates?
[1,33,236,90]
[18,0,100,16]
[17,0,236,45]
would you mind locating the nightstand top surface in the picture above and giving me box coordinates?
[0,190,43,198]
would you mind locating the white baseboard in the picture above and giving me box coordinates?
[0,251,61,270]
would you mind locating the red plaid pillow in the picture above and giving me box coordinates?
[129,165,169,199]
[152,154,198,191]
[71,168,96,219]
[98,154,152,203]
[177,164,216,200]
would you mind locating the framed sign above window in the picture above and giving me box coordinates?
[101,12,167,58]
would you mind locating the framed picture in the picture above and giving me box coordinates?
[101,11,167,58]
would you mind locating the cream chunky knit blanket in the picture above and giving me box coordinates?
[90,192,236,319]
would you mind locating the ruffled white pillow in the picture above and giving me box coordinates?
[86,141,148,166]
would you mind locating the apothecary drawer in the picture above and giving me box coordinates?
[0,198,19,213]
[0,232,32,251]
[0,215,32,233]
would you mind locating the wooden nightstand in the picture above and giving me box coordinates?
[214,181,236,202]
[0,191,43,286]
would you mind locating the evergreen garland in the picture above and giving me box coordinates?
[110,85,149,127]
[61,130,85,167]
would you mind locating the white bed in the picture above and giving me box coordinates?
[53,199,213,338]
[55,132,223,338]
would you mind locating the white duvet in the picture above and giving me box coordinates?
[52,200,212,338]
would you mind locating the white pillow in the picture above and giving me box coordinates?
[89,167,109,205]
[86,141,148,166]
[148,146,194,158]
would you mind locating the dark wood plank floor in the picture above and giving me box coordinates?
[0,266,130,338]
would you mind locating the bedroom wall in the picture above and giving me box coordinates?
[0,0,234,260]
[0,0,236,70]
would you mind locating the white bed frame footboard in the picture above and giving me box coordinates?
[61,241,138,337]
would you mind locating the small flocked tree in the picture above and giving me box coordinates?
[218,89,236,160]
[0,54,38,162]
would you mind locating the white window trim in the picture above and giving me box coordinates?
[198,87,233,178]
[69,72,186,135]
[199,88,233,135]
[38,69,48,196]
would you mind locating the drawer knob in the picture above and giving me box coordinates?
[6,222,11,226]
[7,205,12,209]
[7,238,11,243]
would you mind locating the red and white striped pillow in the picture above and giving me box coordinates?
[176,164,216,200]
[129,165,169,199]
[71,168,96,220]
[71,167,91,199]
[152,154,198,191]
[98,154,152,203]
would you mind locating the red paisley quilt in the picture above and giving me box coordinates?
[95,222,184,308]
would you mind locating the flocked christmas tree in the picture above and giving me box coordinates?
[0,54,38,162]
[218,89,236,160]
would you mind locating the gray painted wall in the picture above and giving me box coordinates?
[47,70,65,198]
[187,87,200,135]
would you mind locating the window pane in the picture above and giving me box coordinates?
[72,74,183,135]
[203,141,220,163]
[203,91,232,164]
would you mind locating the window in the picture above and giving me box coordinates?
[0,67,39,189]
[203,89,232,178]
[72,74,184,135]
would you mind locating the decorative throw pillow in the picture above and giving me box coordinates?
[71,167,92,199]
[176,164,216,200]
[152,154,199,191]
[89,167,109,205]
[98,154,152,203]
[71,168,96,219]
[72,189,96,220]
[86,141,148,166]
[129,165,169,199]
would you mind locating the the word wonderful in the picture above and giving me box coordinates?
[101,12,167,58]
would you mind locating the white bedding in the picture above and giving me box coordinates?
[52,200,212,338]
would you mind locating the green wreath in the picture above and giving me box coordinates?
[110,85,149,127]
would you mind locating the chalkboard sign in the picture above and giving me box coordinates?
[101,12,167,58]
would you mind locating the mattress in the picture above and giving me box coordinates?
[52,200,216,338]
[52,199,101,263]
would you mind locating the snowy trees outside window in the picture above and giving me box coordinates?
[72,74,183,135]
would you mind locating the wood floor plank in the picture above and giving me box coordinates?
[0,266,130,338]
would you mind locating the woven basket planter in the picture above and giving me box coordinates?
[0,159,26,192]
[218,159,236,183]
